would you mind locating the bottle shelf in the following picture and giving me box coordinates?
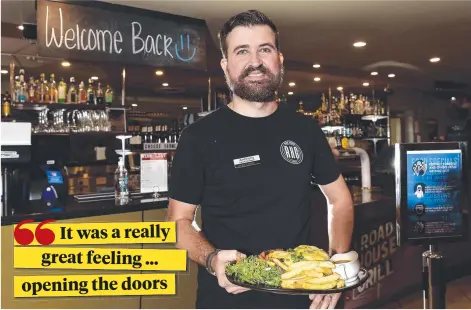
[13,103,112,111]
[361,115,388,122]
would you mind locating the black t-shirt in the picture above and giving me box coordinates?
[169,104,340,309]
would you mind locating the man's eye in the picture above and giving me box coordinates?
[260,47,272,53]
[237,50,248,55]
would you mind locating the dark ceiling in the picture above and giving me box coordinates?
[2,0,471,113]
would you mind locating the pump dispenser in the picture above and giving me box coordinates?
[115,135,132,200]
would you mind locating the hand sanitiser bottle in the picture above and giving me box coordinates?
[115,156,129,199]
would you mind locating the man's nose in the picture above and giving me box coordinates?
[248,52,263,67]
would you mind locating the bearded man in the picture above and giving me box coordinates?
[168,10,354,309]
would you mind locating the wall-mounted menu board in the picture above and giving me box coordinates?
[36,0,207,70]
[396,142,469,245]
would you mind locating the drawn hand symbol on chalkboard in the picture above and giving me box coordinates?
[175,34,197,62]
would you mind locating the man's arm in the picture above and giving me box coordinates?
[319,175,354,254]
[167,199,214,267]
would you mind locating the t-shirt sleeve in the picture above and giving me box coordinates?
[168,128,204,205]
[311,121,341,185]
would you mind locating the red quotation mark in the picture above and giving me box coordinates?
[14,219,56,245]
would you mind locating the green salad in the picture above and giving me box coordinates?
[225,256,282,287]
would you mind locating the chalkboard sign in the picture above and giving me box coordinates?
[36,0,207,70]
[395,142,469,245]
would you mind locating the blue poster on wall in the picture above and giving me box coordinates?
[406,150,463,239]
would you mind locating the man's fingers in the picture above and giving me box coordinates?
[320,295,331,309]
[328,293,341,309]
[310,294,324,309]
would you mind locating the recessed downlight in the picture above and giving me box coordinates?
[451,97,456,101]
[61,61,71,67]
[182,106,188,110]
[155,70,164,75]
[132,103,138,107]
[363,82,370,87]
[337,86,343,91]
[430,57,440,63]
[162,83,169,87]
[388,74,395,78]
[314,77,321,82]
[17,25,24,30]
[1,70,8,74]
[353,41,367,47]
[313,64,321,68]
[289,82,296,87]
[288,92,294,95]
[371,72,378,76]
[91,76,99,80]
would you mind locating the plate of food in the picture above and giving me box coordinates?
[225,245,368,295]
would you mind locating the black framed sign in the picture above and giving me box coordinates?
[395,142,469,245]
[36,0,207,70]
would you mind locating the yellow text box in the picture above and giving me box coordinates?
[14,247,187,271]
[13,222,176,246]
[14,274,176,298]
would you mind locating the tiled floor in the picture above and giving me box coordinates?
[382,275,471,309]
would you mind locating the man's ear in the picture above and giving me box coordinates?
[278,52,284,66]
[220,58,228,74]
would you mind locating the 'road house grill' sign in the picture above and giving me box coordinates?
[37,0,207,69]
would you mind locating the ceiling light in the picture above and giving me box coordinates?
[162,83,169,87]
[388,74,395,78]
[313,64,321,68]
[1,70,8,74]
[182,106,188,110]
[289,82,296,87]
[155,70,164,75]
[337,87,343,91]
[17,25,24,30]
[91,76,99,80]
[314,77,321,82]
[132,103,138,107]
[363,82,370,87]
[430,57,440,63]
[451,97,456,101]
[288,92,294,95]
[371,72,378,76]
[61,61,71,67]
[353,41,367,47]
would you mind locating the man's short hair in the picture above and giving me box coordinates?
[217,10,280,59]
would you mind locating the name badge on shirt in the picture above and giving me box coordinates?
[233,155,262,169]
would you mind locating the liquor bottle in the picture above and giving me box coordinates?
[96,82,104,105]
[154,125,161,143]
[78,81,87,104]
[28,77,36,103]
[13,76,20,103]
[67,77,77,103]
[380,101,386,115]
[18,69,27,103]
[297,101,304,114]
[37,74,46,103]
[105,84,113,105]
[2,92,11,117]
[49,74,58,103]
[87,79,95,105]
[140,126,147,148]
[58,77,67,103]
[147,126,154,143]
[321,94,328,112]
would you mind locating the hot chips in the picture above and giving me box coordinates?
[260,245,346,290]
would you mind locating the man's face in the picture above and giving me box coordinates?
[221,25,284,103]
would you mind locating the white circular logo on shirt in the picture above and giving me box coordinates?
[280,140,303,164]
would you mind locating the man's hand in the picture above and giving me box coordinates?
[309,293,342,309]
[212,250,251,294]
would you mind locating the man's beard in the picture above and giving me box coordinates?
[225,64,284,103]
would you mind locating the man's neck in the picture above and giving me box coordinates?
[227,95,278,118]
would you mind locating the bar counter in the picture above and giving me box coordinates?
[1,195,169,226]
